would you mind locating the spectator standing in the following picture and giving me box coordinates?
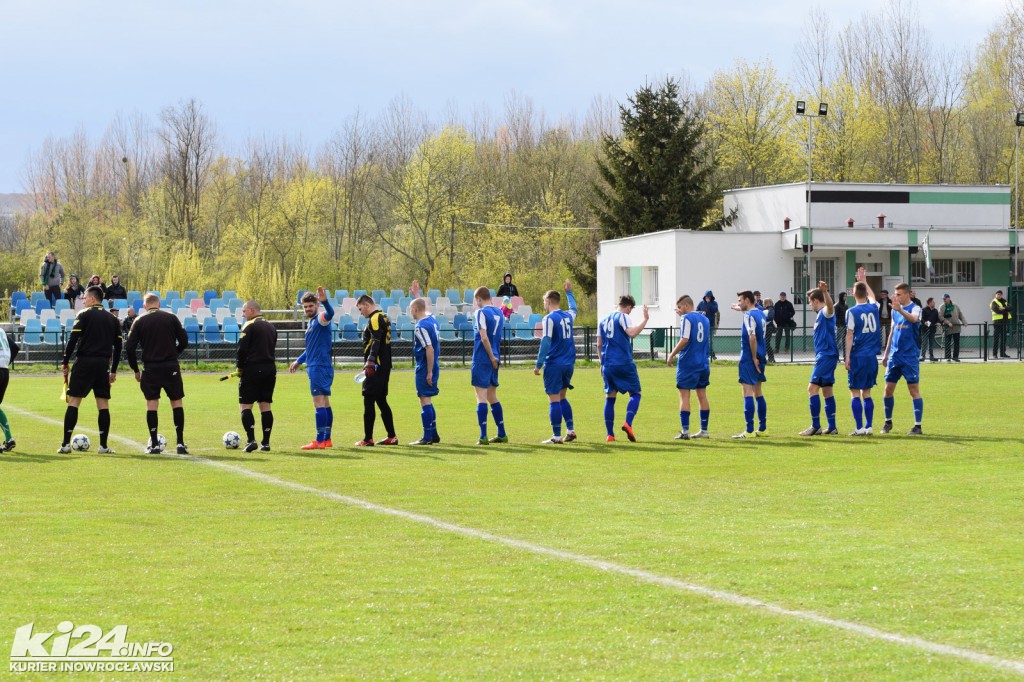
[121,306,138,338]
[64,275,85,308]
[919,298,940,362]
[410,279,422,299]
[40,252,65,306]
[835,292,849,359]
[696,290,719,360]
[878,289,892,348]
[762,298,777,363]
[990,289,1012,359]
[773,291,796,354]
[753,290,764,310]
[497,272,519,299]
[940,294,967,362]
[105,274,127,300]
[910,290,922,308]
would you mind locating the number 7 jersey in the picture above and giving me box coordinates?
[846,301,881,357]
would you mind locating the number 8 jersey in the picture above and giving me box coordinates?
[678,311,710,371]
[846,301,881,357]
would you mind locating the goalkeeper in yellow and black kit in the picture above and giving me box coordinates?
[355,295,397,446]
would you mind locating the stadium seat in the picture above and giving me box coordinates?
[202,319,223,344]
[463,289,474,304]
[528,313,542,327]
[334,289,349,302]
[183,290,200,303]
[372,289,386,302]
[379,297,394,311]
[511,296,524,311]
[188,299,204,314]
[15,299,31,317]
[207,297,223,311]
[127,290,142,302]
[341,298,357,316]
[167,300,183,314]
[164,291,180,302]
[194,308,212,325]
[353,289,367,300]
[34,300,51,314]
[39,309,56,324]
[43,318,63,344]
[533,322,544,339]
[386,305,401,321]
[17,304,34,323]
[30,291,46,305]
[296,290,310,305]
[438,323,457,341]
[517,304,532,318]
[389,289,404,301]
[181,318,200,345]
[112,299,128,311]
[515,326,535,341]
[59,310,75,328]
[53,299,70,313]
[132,301,143,314]
[21,319,45,345]
[426,289,441,304]
[227,298,243,313]
[445,289,461,304]
[489,288,497,298]
[222,290,237,301]
[221,320,240,343]
[214,309,234,324]
[342,323,359,341]
[11,291,27,305]
[202,289,217,305]
[399,297,413,312]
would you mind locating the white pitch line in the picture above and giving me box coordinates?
[8,404,1024,677]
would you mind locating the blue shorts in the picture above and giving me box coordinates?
[810,355,838,386]
[676,367,710,390]
[738,356,767,385]
[471,361,499,389]
[602,363,641,394]
[847,355,878,390]
[307,365,334,396]
[415,369,440,397]
[885,358,920,385]
[543,364,574,396]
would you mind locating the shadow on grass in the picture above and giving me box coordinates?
[282,451,365,461]
[0,452,77,464]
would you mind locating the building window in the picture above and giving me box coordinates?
[910,258,979,286]
[616,266,659,305]
[814,259,837,295]
[792,259,804,296]
[911,260,927,284]
[930,259,954,284]
[956,260,976,284]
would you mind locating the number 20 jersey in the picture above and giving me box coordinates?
[845,302,881,357]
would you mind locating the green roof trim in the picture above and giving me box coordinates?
[908,191,1010,205]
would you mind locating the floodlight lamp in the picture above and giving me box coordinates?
[795,100,806,115]
[1016,112,1024,126]
[818,102,828,117]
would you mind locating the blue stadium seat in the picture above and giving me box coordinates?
[164,291,180,302]
[334,289,349,302]
[30,291,46,305]
[389,289,404,301]
[438,324,458,341]
[379,297,394,311]
[427,289,441,303]
[127,290,142,302]
[34,300,51,314]
[183,290,200,303]
[209,297,224,311]
[342,323,359,341]
[445,289,461,304]
[184,318,201,345]
[515,326,535,341]
[112,299,128,311]
[21,319,45,345]
[399,297,412,312]
[203,289,217,305]
[221,320,240,343]
[222,290,237,301]
[202,319,223,344]
[372,289,386,302]
[353,289,367,300]
[296,290,310,305]
[132,301,144,314]
[227,298,243,313]
[53,299,70,313]
[15,299,31,317]
[453,313,467,328]
[528,313,542,327]
[464,289,475,304]
[489,288,496,298]
[43,318,63,344]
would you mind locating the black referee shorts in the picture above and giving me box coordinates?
[238,364,277,404]
[140,362,185,401]
[68,358,112,399]
[361,367,391,398]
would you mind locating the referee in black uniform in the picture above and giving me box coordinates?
[125,292,190,454]
[236,300,278,452]
[355,294,397,446]
[60,285,122,454]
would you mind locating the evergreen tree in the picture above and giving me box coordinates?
[576,79,718,294]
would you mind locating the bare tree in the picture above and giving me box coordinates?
[157,98,215,240]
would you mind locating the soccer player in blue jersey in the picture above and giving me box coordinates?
[845,269,880,436]
[800,281,839,436]
[471,287,507,445]
[733,290,768,439]
[409,298,441,446]
[534,280,578,444]
[289,287,335,449]
[596,295,649,442]
[667,295,711,440]
[881,282,924,435]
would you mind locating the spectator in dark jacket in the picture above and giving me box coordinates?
[763,298,777,363]
[40,252,65,306]
[105,274,127,300]
[773,291,796,353]
[121,306,138,337]
[496,272,519,299]
[88,274,105,296]
[64,275,85,308]
[920,298,940,362]
[835,292,848,359]
[696,290,720,360]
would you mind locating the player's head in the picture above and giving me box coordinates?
[143,292,160,310]
[474,286,491,306]
[544,289,561,312]
[409,297,427,320]
[355,294,376,318]
[300,291,319,318]
[894,282,911,304]
[242,300,261,320]
[676,295,693,316]
[617,295,635,313]
[807,289,825,312]
[737,290,754,311]
[853,281,868,303]
[85,286,104,306]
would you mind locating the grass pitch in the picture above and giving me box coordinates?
[1,362,1023,679]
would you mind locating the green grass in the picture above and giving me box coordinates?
[1,363,1023,679]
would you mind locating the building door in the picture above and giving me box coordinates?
[856,262,884,297]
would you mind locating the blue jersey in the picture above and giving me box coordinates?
[846,302,880,357]
[539,291,577,367]
[473,305,503,364]
[299,303,334,367]
[813,308,838,359]
[598,310,634,366]
[413,315,440,378]
[678,312,710,372]
[739,308,766,361]
[889,302,920,360]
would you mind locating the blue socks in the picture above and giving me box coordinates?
[809,394,821,429]
[883,396,894,421]
[755,396,767,431]
[700,409,710,431]
[325,406,333,440]
[913,397,923,425]
[864,397,874,427]
[625,394,641,427]
[549,401,563,437]
[743,396,755,433]
[604,398,616,436]
[421,405,437,441]
[477,403,488,439]
[824,396,836,431]
[851,397,863,430]
[491,402,506,438]
[680,410,690,432]
[314,407,327,441]
[559,399,574,432]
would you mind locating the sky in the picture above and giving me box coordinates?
[0,0,1011,192]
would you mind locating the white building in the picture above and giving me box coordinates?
[597,182,1020,330]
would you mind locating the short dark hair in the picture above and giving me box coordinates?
[737,290,754,304]
[854,282,868,298]
[86,285,104,302]
[474,286,491,302]
[618,295,636,308]
[753,290,761,297]
[301,292,317,304]
[926,297,934,304]
[545,290,561,305]
[807,290,824,303]
[677,295,693,307]
[356,294,374,306]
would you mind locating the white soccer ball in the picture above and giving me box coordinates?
[223,431,241,449]
[71,433,90,452]
[157,434,167,451]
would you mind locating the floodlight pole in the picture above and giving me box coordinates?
[795,101,827,348]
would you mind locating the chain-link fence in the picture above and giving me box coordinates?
[6,322,1022,368]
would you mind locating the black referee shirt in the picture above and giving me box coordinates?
[63,304,123,373]
[237,316,277,368]
[125,308,189,373]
